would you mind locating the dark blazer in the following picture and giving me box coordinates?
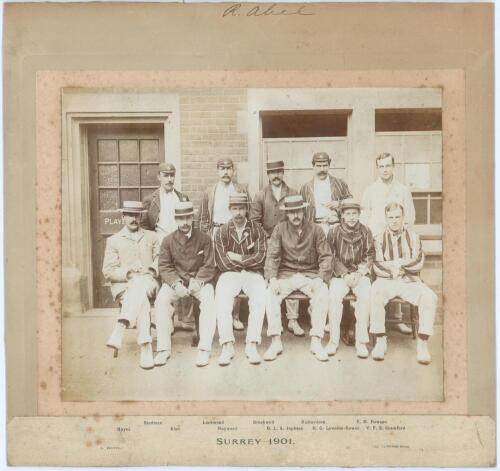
[250,182,298,237]
[158,228,216,287]
[140,188,189,231]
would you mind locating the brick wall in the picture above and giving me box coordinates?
[178,88,248,214]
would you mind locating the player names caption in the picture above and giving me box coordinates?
[98,416,408,451]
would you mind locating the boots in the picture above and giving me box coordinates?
[139,343,154,369]
[287,319,305,337]
[245,342,262,365]
[218,342,235,366]
[154,349,171,367]
[417,338,431,365]
[310,336,328,362]
[196,350,210,367]
[355,342,369,359]
[106,322,126,350]
[371,336,387,361]
[263,336,283,361]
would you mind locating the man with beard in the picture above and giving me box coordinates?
[264,195,332,362]
[370,203,437,364]
[326,203,375,358]
[214,193,267,366]
[300,152,353,236]
[154,201,217,367]
[361,153,416,335]
[140,162,193,331]
[103,201,160,369]
[199,158,251,331]
[250,160,304,336]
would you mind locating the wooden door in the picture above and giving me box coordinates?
[88,123,164,308]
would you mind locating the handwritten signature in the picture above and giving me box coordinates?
[223,3,315,17]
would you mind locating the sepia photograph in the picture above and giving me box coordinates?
[4,1,494,466]
[61,87,443,402]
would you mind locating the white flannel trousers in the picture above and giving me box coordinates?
[154,283,216,351]
[370,278,437,336]
[266,273,329,338]
[215,271,267,344]
[328,275,371,345]
[117,274,158,346]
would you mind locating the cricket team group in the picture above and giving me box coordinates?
[102,151,438,370]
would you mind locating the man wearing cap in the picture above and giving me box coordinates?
[140,163,190,238]
[250,160,304,337]
[140,162,193,331]
[264,195,332,362]
[300,152,353,236]
[370,202,437,364]
[360,152,416,335]
[199,158,251,331]
[326,202,375,358]
[154,201,217,367]
[214,193,267,366]
[103,201,160,369]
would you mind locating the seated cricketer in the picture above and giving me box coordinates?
[327,202,375,359]
[214,193,267,366]
[264,195,332,362]
[250,159,304,337]
[103,201,160,369]
[370,202,438,364]
[154,201,217,367]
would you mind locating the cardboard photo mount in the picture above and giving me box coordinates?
[4,3,495,467]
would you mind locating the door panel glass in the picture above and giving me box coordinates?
[120,164,140,186]
[141,164,159,186]
[98,165,118,186]
[119,140,139,162]
[120,188,140,204]
[97,139,118,162]
[140,139,160,161]
[99,189,119,210]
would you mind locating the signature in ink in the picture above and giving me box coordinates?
[223,3,315,18]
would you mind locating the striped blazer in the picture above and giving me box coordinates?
[214,219,267,274]
[373,228,424,282]
[300,175,352,222]
[327,222,374,278]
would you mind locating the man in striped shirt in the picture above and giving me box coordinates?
[327,203,375,359]
[370,202,437,364]
[214,193,267,366]
[300,152,353,236]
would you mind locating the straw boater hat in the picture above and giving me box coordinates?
[118,201,147,214]
[279,195,310,211]
[339,202,361,213]
[217,158,234,169]
[174,201,195,217]
[266,160,285,172]
[228,192,250,207]
[311,152,331,165]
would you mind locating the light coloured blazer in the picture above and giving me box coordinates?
[102,227,160,300]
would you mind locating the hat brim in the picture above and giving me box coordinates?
[340,205,361,212]
[267,167,285,172]
[118,208,148,214]
[174,211,196,217]
[280,202,310,211]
